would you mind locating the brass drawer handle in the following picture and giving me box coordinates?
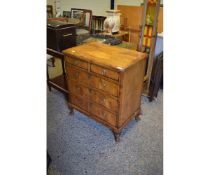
[100,79,106,87]
[102,112,107,118]
[74,60,79,65]
[101,98,106,104]
[63,33,73,37]
[76,86,81,91]
[101,69,106,75]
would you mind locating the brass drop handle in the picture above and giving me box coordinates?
[76,86,81,91]
[100,79,106,87]
[101,98,106,104]
[101,69,107,75]
[63,33,73,37]
[101,112,107,118]
[74,60,79,65]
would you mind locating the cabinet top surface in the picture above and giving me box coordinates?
[63,42,147,71]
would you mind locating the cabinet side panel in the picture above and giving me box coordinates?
[119,59,146,126]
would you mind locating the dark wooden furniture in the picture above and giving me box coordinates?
[47,151,51,170]
[47,20,76,52]
[70,8,92,33]
[148,35,163,101]
[70,8,93,44]
[47,49,68,95]
[149,52,163,101]
[47,20,76,94]
[48,17,80,24]
[63,11,71,18]
[63,42,147,141]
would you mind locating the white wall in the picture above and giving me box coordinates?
[47,0,54,6]
[115,0,143,8]
[47,0,163,17]
[60,0,110,16]
[115,0,163,8]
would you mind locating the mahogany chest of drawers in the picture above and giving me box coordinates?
[47,20,76,52]
[63,42,147,141]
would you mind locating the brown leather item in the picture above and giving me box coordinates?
[63,42,147,141]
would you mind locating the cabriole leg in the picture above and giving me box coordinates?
[69,107,74,115]
[112,131,121,142]
[135,110,141,121]
[135,115,141,121]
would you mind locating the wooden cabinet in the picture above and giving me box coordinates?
[63,42,147,141]
[47,21,76,52]
[47,20,77,96]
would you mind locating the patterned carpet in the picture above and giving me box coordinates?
[47,87,163,175]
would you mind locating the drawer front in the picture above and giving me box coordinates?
[90,76,119,97]
[66,57,88,70]
[71,95,88,112]
[70,83,89,98]
[89,89,118,113]
[67,65,89,86]
[59,27,76,51]
[89,103,116,126]
[90,64,119,81]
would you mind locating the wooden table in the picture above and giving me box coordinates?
[81,36,137,50]
[99,30,130,42]
[48,17,80,25]
[47,48,68,95]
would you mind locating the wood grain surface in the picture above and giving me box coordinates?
[64,42,147,141]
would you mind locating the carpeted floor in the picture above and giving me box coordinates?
[47,87,163,175]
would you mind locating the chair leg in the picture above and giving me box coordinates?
[47,65,51,91]
[61,58,66,76]
[47,151,52,170]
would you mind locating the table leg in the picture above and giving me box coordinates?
[61,57,66,75]
[112,130,121,142]
[47,65,51,91]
